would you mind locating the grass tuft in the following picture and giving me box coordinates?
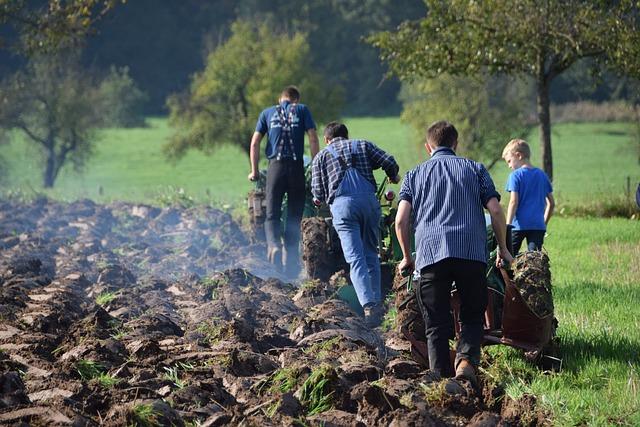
[297,364,336,416]
[75,359,120,388]
[302,336,342,360]
[130,403,160,427]
[75,359,104,381]
[95,291,117,306]
[255,366,304,395]
[96,372,120,388]
[163,365,187,389]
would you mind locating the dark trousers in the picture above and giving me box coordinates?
[265,158,305,275]
[512,229,545,254]
[417,258,487,377]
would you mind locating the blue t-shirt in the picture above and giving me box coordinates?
[505,166,553,231]
[255,101,316,160]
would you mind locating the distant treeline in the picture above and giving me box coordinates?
[0,0,424,116]
[0,0,637,116]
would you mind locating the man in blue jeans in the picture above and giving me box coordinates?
[311,122,400,327]
[395,121,513,387]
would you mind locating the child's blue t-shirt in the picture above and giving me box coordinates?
[505,166,553,230]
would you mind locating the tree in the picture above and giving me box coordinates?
[0,54,143,187]
[0,0,124,51]
[97,66,147,128]
[400,74,532,170]
[165,20,343,159]
[370,0,640,180]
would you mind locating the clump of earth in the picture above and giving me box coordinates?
[0,198,550,425]
[512,251,554,318]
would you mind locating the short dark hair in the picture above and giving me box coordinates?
[324,121,349,140]
[427,121,458,148]
[281,86,300,102]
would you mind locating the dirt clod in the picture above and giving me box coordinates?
[0,199,550,425]
[512,251,554,318]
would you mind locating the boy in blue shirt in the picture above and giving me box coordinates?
[502,139,555,254]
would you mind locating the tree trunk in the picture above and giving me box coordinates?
[240,132,252,161]
[43,146,56,188]
[536,77,553,181]
[242,139,251,159]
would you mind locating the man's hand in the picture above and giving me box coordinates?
[389,174,400,184]
[398,257,415,277]
[247,171,259,182]
[496,248,514,268]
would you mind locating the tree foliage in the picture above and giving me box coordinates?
[400,74,532,170]
[165,21,343,159]
[0,54,144,187]
[97,66,147,128]
[1,0,423,115]
[0,0,124,51]
[370,0,640,180]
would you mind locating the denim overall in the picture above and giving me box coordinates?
[326,140,382,307]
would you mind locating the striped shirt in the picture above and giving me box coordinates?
[399,147,500,272]
[311,137,399,204]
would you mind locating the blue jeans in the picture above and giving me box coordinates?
[330,194,381,307]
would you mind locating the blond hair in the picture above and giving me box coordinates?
[502,139,530,159]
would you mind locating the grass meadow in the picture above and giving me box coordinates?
[1,117,640,425]
[486,218,640,425]
[1,118,638,208]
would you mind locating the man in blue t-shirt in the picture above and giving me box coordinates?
[248,86,319,277]
[502,139,555,254]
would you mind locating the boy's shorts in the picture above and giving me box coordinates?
[512,229,545,254]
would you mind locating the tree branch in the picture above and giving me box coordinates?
[16,122,47,146]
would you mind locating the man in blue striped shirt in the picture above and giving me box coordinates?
[395,121,513,385]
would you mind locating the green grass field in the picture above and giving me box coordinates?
[1,118,638,207]
[487,217,640,425]
[1,118,640,424]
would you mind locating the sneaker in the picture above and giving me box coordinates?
[364,303,384,328]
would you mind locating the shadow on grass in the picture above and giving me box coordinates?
[556,282,640,307]
[558,331,640,373]
[594,129,631,137]
[554,281,640,372]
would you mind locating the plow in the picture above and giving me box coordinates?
[253,172,563,369]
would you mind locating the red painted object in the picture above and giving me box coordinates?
[451,268,555,360]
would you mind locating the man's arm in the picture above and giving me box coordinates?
[366,142,400,182]
[544,193,555,225]
[395,200,415,274]
[248,132,263,181]
[506,191,519,225]
[486,197,513,266]
[307,128,319,159]
[310,154,326,203]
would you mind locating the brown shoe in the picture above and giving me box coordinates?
[454,359,478,389]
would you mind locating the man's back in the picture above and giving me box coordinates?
[256,101,315,160]
[311,137,398,205]
[400,147,498,271]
